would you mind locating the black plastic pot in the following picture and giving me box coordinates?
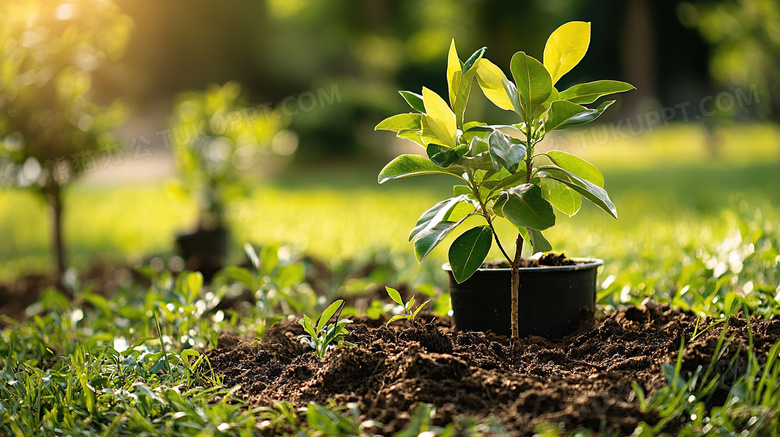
[175,228,228,282]
[444,258,602,338]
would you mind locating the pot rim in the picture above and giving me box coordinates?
[442,257,604,273]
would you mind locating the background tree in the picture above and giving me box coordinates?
[0,0,133,280]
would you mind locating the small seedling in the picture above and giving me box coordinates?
[298,299,353,359]
[385,286,431,325]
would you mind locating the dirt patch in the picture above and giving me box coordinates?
[485,253,578,268]
[205,305,779,435]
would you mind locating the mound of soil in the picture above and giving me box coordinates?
[206,306,779,435]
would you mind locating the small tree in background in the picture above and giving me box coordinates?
[169,81,294,233]
[169,82,296,276]
[0,0,132,280]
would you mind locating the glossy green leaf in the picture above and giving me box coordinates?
[396,129,425,147]
[453,48,485,127]
[448,226,493,283]
[528,228,552,253]
[375,113,422,132]
[546,150,604,187]
[414,216,469,262]
[385,286,403,306]
[543,21,590,85]
[559,100,615,127]
[558,80,635,104]
[463,47,487,73]
[422,87,456,147]
[387,314,407,324]
[538,165,618,219]
[544,100,589,133]
[488,130,526,173]
[498,183,556,231]
[317,300,343,333]
[409,195,471,241]
[482,169,527,192]
[475,58,515,111]
[378,154,459,183]
[427,143,461,168]
[453,185,471,196]
[399,90,425,112]
[541,177,581,216]
[411,299,431,318]
[510,52,552,119]
[468,135,489,155]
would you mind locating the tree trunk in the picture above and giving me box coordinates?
[46,183,66,281]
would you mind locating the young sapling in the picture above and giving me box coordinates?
[298,299,353,359]
[376,22,634,341]
[384,286,431,325]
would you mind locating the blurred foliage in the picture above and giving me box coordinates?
[168,82,295,231]
[680,0,780,122]
[0,0,131,188]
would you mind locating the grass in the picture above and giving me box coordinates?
[1,123,780,434]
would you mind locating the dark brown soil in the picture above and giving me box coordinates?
[205,306,780,435]
[485,253,578,268]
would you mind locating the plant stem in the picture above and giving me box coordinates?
[473,186,512,264]
[510,234,523,345]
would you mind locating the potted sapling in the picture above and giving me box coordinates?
[170,82,294,280]
[376,22,634,339]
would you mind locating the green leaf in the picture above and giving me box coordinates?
[397,129,425,147]
[546,150,604,187]
[451,47,485,127]
[385,286,403,306]
[276,264,304,289]
[422,87,456,147]
[446,39,462,112]
[317,300,343,333]
[528,228,552,253]
[378,154,459,184]
[300,315,316,337]
[539,166,618,219]
[448,226,493,283]
[488,130,526,173]
[453,185,471,197]
[463,47,487,73]
[544,100,589,133]
[426,143,461,168]
[399,91,426,113]
[411,300,431,318]
[185,271,203,303]
[244,242,261,271]
[541,178,581,216]
[498,183,556,231]
[409,195,470,241]
[414,216,469,262]
[220,266,256,291]
[558,80,635,104]
[375,113,422,132]
[387,315,408,325]
[510,52,552,119]
[543,21,591,85]
[475,58,515,111]
[260,243,279,276]
[560,99,615,127]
